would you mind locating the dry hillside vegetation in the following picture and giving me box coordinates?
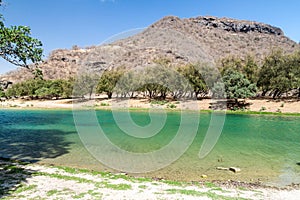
[1,16,299,83]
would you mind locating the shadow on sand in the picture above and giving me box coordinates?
[0,127,74,198]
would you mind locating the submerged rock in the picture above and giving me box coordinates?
[201,174,208,178]
[229,167,241,173]
[216,166,241,173]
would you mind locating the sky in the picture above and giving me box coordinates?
[0,0,300,74]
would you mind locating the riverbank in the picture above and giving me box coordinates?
[0,98,300,114]
[1,158,300,200]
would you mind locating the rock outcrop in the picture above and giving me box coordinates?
[193,16,283,35]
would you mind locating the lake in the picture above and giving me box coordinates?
[0,109,299,187]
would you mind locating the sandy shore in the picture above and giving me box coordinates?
[0,98,300,114]
[1,159,300,200]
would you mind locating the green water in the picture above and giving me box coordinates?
[0,109,299,186]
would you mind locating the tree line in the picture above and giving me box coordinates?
[1,50,299,101]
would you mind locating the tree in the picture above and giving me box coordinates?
[5,79,73,99]
[177,64,208,98]
[216,69,257,104]
[0,87,5,98]
[114,70,140,98]
[290,52,300,97]
[0,1,43,68]
[96,69,123,99]
[74,74,99,99]
[220,55,259,84]
[257,50,299,98]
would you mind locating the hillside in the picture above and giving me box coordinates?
[1,16,299,84]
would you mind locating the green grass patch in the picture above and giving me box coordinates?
[150,100,168,105]
[46,189,59,196]
[204,182,218,188]
[100,102,110,106]
[34,171,131,191]
[53,166,113,178]
[101,182,132,190]
[138,185,147,189]
[3,165,25,174]
[87,189,102,197]
[166,188,245,200]
[162,180,185,186]
[33,172,94,184]
[72,192,86,199]
[166,188,205,196]
[14,184,37,194]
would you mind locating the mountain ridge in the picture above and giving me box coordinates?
[1,15,299,84]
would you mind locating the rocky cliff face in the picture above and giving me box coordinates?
[1,16,299,84]
[191,16,283,35]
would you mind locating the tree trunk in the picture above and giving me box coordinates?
[235,98,238,105]
[273,89,279,99]
[107,92,112,99]
[261,90,268,97]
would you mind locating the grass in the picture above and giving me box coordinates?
[162,179,185,186]
[3,165,25,174]
[101,182,132,190]
[204,182,218,188]
[46,189,59,196]
[53,165,154,183]
[138,185,147,189]
[167,103,177,109]
[150,100,168,105]
[100,102,110,106]
[166,188,249,200]
[0,160,265,200]
[34,171,132,191]
[33,172,94,184]
[14,184,37,194]
[72,192,86,199]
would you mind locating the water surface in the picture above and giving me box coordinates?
[0,109,299,187]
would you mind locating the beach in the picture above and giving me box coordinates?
[1,158,300,200]
[1,98,300,114]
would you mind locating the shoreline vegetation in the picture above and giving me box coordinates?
[0,97,299,116]
[1,158,300,200]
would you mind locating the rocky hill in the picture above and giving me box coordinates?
[1,16,299,84]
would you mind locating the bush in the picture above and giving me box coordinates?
[100,102,110,106]
[6,79,74,99]
[167,103,177,109]
[259,106,266,111]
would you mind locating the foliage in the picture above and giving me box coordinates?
[220,55,259,84]
[74,74,99,99]
[177,64,208,98]
[138,65,168,99]
[0,87,5,97]
[6,79,73,99]
[258,50,300,98]
[0,1,43,68]
[96,68,124,99]
[215,69,257,102]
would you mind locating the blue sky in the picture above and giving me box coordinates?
[1,0,300,74]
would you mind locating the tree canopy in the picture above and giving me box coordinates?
[0,0,43,68]
[214,69,257,102]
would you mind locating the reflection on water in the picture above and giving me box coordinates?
[0,109,299,186]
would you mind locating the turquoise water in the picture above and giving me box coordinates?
[0,109,299,186]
